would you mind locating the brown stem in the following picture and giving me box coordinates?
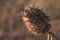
[48,31,60,40]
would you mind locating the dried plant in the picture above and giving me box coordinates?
[20,6,60,40]
[20,6,51,35]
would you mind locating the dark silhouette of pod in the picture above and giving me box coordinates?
[20,6,51,35]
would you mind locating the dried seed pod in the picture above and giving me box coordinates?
[20,6,51,35]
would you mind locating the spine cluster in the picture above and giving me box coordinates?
[21,6,51,35]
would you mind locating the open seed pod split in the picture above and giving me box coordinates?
[20,6,51,35]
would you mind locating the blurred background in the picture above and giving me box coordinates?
[0,0,60,40]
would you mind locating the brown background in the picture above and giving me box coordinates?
[0,0,60,40]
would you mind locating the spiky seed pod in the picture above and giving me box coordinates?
[20,6,51,35]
